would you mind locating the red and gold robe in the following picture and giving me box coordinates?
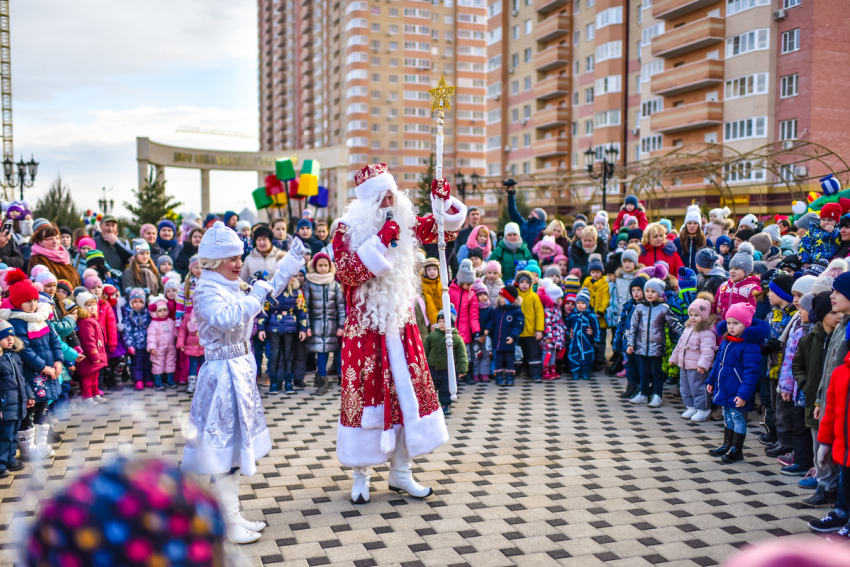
[333,216,457,466]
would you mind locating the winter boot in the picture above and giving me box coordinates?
[269,381,280,394]
[165,373,177,388]
[495,373,505,386]
[691,409,711,422]
[153,375,165,391]
[284,374,294,394]
[709,428,734,456]
[620,382,638,399]
[351,466,371,504]
[387,432,433,498]
[315,375,328,395]
[16,428,34,462]
[134,380,144,390]
[145,380,154,388]
[33,424,55,459]
[187,375,197,394]
[294,378,306,389]
[214,472,262,544]
[721,432,745,463]
[506,375,515,387]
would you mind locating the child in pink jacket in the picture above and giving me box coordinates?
[670,293,718,422]
[147,295,176,391]
[715,243,760,320]
[449,259,481,386]
[176,309,204,395]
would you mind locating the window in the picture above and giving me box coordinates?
[486,135,501,150]
[641,97,663,117]
[523,105,531,119]
[726,29,769,57]
[487,54,502,70]
[584,120,594,135]
[724,161,766,183]
[596,40,622,62]
[595,75,622,94]
[781,74,799,98]
[725,72,768,99]
[573,91,579,105]
[780,119,798,141]
[512,25,519,40]
[525,19,532,34]
[586,55,594,72]
[585,87,594,103]
[487,81,502,98]
[571,121,578,135]
[782,29,800,53]
[511,80,519,95]
[487,26,502,45]
[388,7,398,16]
[637,4,642,23]
[511,136,518,150]
[640,134,663,156]
[574,60,580,75]
[784,0,800,6]
[511,53,519,68]
[595,109,621,127]
[641,23,664,46]
[573,30,580,44]
[523,134,531,147]
[573,0,579,13]
[586,23,595,40]
[524,48,532,62]
[524,76,531,90]
[596,6,623,29]
[523,162,530,174]
[488,1,502,17]
[640,60,664,83]
[487,109,501,123]
[511,108,519,122]
[724,116,767,141]
[587,0,594,5]
[726,0,769,15]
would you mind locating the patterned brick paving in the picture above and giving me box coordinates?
[0,373,818,566]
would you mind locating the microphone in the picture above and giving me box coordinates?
[385,210,398,247]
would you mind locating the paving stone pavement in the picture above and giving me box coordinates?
[0,373,821,566]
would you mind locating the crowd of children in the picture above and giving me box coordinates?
[0,188,848,539]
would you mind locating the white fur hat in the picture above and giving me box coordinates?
[739,214,758,231]
[75,291,96,308]
[710,207,730,220]
[199,221,244,260]
[354,163,397,202]
[684,204,701,225]
[541,277,564,301]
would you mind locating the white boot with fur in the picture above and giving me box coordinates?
[33,424,55,459]
[351,467,371,504]
[387,432,433,499]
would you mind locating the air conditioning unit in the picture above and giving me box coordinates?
[508,67,515,74]
[504,145,511,152]
[794,166,808,177]
[511,9,518,16]
[631,128,639,136]
[494,94,500,101]
[783,140,795,149]
[774,8,787,20]
[521,118,528,125]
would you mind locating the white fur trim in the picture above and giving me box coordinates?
[380,428,397,454]
[181,427,271,477]
[355,172,397,202]
[356,235,392,277]
[199,221,244,260]
[271,247,306,297]
[361,404,385,429]
[336,423,400,466]
[433,195,468,232]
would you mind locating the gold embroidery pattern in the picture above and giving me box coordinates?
[340,365,364,426]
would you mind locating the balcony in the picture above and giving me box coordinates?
[533,137,570,157]
[535,106,571,129]
[534,14,570,43]
[534,74,570,101]
[650,58,724,96]
[649,145,723,161]
[650,100,723,134]
[653,0,721,20]
[652,17,725,58]
[533,45,570,72]
[535,0,570,15]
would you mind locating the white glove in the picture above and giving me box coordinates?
[288,236,307,259]
[249,279,274,302]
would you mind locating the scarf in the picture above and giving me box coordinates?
[4,303,51,338]
[582,244,597,255]
[305,272,335,285]
[137,261,161,295]
[726,334,744,343]
[157,236,177,250]
[31,242,71,265]
[478,298,490,309]
[503,239,522,252]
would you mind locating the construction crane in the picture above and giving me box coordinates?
[0,2,12,201]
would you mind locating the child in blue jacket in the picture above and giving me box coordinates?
[566,287,600,381]
[122,287,152,390]
[705,303,769,464]
[0,321,26,475]
[485,285,524,387]
[260,278,308,394]
[614,276,646,398]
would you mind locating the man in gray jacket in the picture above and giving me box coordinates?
[94,215,132,273]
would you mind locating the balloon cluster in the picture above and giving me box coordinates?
[81,209,103,228]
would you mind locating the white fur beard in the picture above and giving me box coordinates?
[343,189,422,334]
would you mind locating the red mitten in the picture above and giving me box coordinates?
[377,220,400,247]
[431,178,451,201]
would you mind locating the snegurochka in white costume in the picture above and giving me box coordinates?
[332,163,466,503]
[181,221,306,544]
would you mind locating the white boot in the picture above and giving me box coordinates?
[187,375,197,394]
[387,432,433,499]
[681,407,697,419]
[33,424,55,459]
[351,467,371,504]
[227,470,266,532]
[16,428,34,461]
[215,472,261,544]
[691,408,711,422]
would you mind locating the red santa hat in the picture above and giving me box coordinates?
[6,268,39,309]
[354,163,397,202]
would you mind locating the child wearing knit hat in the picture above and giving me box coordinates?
[798,203,842,265]
[716,243,761,320]
[423,307,467,416]
[485,285,525,386]
[669,293,718,422]
[420,257,442,328]
[593,212,610,245]
[147,295,177,390]
[581,254,610,371]
[537,278,565,380]
[565,287,599,381]
[626,277,684,407]
[514,270,545,382]
[471,279,493,382]
[450,259,482,386]
[0,319,25,475]
[705,304,769,463]
[482,260,504,308]
[122,287,153,390]
[613,275,647,397]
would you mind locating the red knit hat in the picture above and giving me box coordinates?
[6,268,39,308]
[820,202,841,223]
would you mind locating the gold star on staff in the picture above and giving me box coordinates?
[428,75,457,111]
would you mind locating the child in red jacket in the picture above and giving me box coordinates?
[83,270,118,394]
[815,350,850,534]
[449,259,481,386]
[73,292,109,405]
[176,309,204,395]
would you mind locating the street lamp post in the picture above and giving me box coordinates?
[3,155,38,201]
[584,144,618,213]
[98,187,114,214]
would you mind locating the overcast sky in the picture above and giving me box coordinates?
[11,0,260,218]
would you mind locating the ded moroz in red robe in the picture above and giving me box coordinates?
[333,217,458,467]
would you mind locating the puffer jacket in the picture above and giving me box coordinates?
[483,276,504,307]
[639,242,684,275]
[669,315,718,370]
[627,299,684,357]
[75,315,109,376]
[568,238,609,280]
[423,328,468,373]
[818,315,850,411]
[239,246,282,282]
[122,305,151,351]
[0,340,27,421]
[565,309,599,365]
[5,304,64,402]
[799,225,841,264]
[486,301,524,351]
[176,314,204,357]
[96,298,118,351]
[673,237,702,271]
[613,298,638,353]
[792,321,828,429]
[302,274,346,353]
[261,285,307,334]
[705,319,769,412]
[818,350,850,468]
[449,281,481,344]
[421,274,442,326]
[696,267,726,300]
[613,268,638,317]
[581,276,610,329]
[517,286,544,337]
[488,239,533,283]
[715,274,760,320]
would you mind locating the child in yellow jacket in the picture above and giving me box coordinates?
[515,270,545,382]
[582,254,610,369]
[421,257,442,329]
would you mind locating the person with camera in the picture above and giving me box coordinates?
[0,218,25,269]
[504,178,548,246]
